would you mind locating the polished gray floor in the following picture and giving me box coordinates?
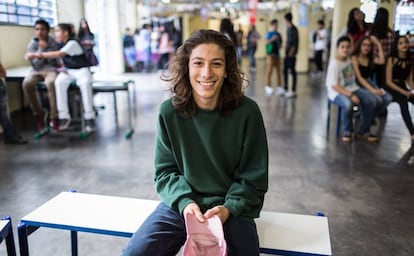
[1,58,414,256]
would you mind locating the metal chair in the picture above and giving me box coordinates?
[0,216,17,256]
[327,99,359,138]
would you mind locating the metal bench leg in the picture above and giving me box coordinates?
[125,82,134,139]
[113,91,118,125]
[336,106,342,138]
[71,231,78,256]
[327,100,331,135]
[1,216,16,256]
[17,223,29,256]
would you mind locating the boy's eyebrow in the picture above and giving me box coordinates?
[190,57,225,62]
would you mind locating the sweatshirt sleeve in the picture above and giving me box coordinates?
[153,104,195,214]
[223,100,269,218]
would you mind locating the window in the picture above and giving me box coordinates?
[0,0,57,26]
[394,0,414,35]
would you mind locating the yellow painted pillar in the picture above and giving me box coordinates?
[96,0,124,74]
[329,0,361,59]
[124,0,137,31]
[57,0,84,26]
[254,14,268,59]
[291,2,309,72]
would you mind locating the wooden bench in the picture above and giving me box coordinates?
[17,192,332,256]
[0,216,17,256]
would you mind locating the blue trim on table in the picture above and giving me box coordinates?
[260,247,331,256]
[19,220,133,237]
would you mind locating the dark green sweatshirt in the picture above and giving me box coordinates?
[154,96,268,220]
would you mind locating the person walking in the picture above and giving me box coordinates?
[312,19,327,77]
[264,19,284,97]
[246,24,261,71]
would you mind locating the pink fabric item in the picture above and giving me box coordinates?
[182,213,227,256]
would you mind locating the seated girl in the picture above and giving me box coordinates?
[351,36,392,118]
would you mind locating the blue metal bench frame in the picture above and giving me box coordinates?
[1,216,16,256]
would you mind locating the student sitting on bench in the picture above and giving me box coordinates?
[122,29,269,256]
[23,19,60,132]
[32,23,96,132]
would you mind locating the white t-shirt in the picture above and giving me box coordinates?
[325,58,359,100]
[60,40,83,56]
[135,29,151,51]
[314,28,327,51]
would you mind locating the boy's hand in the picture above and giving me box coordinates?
[204,205,230,224]
[183,203,205,223]
[350,94,360,104]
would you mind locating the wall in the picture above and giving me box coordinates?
[57,0,85,29]
[0,26,32,68]
[0,25,33,114]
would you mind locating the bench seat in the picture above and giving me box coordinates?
[18,192,332,256]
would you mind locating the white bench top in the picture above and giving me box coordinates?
[0,219,9,233]
[21,192,332,255]
[5,66,31,79]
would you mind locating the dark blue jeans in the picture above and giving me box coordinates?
[121,202,260,256]
[247,45,257,68]
[314,50,324,71]
[0,79,13,136]
[283,56,297,92]
[333,88,378,135]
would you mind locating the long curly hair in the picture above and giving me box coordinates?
[351,36,375,68]
[161,29,245,117]
[347,8,366,36]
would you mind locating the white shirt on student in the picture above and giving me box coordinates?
[325,58,359,100]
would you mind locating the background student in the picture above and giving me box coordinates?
[23,19,60,132]
[264,19,284,97]
[385,35,414,145]
[325,36,379,143]
[33,23,96,132]
[0,62,27,144]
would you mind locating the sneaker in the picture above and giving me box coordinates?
[265,86,274,96]
[58,118,71,131]
[342,132,352,143]
[85,119,96,133]
[276,86,286,96]
[357,133,379,143]
[284,91,296,98]
[35,110,48,131]
[4,132,28,145]
[311,71,323,78]
[49,118,59,133]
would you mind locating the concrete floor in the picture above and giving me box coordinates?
[1,58,414,256]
